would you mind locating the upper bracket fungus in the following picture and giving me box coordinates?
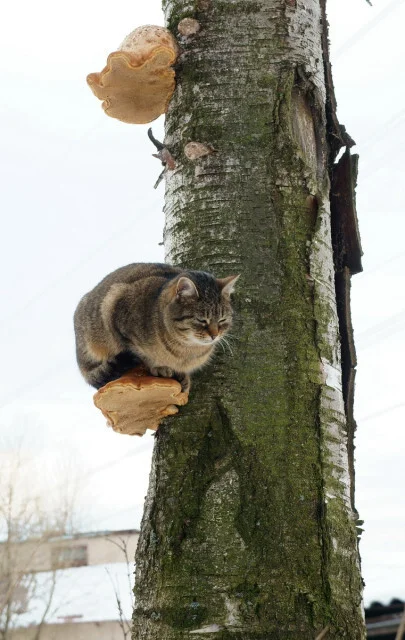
[93,367,189,436]
[87,26,180,124]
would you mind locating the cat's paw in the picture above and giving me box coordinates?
[150,366,174,379]
[175,373,191,394]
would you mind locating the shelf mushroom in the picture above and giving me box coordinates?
[93,367,189,436]
[87,26,180,124]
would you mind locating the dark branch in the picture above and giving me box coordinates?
[147,129,177,188]
[147,128,164,151]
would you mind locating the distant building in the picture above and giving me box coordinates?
[366,599,405,639]
[1,529,139,639]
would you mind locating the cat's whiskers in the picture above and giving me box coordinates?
[224,333,239,342]
[220,336,234,356]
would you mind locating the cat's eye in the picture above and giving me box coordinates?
[196,318,208,325]
[218,318,228,324]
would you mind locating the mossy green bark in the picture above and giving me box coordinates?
[133,1,365,638]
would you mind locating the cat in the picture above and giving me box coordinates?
[74,263,238,392]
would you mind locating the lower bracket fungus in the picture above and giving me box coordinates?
[93,367,189,436]
[87,25,180,124]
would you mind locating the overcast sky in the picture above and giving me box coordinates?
[1,0,404,607]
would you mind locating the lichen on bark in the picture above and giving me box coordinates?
[132,1,365,638]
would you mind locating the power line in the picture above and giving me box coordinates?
[360,143,405,184]
[351,306,405,352]
[356,307,405,336]
[3,101,399,340]
[83,442,154,481]
[1,269,404,406]
[1,303,404,408]
[356,328,405,351]
[358,108,405,154]
[355,308,405,347]
[91,505,144,525]
[359,402,405,423]
[0,358,71,410]
[0,109,403,342]
[1,31,405,404]
[0,217,150,330]
[357,250,405,278]
[335,0,404,59]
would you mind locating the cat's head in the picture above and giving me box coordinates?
[164,271,239,346]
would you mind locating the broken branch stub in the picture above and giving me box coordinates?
[86,26,180,124]
[177,18,201,37]
[93,367,189,436]
[184,142,216,160]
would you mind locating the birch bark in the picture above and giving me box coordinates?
[133,0,365,637]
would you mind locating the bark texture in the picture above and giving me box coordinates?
[133,1,365,638]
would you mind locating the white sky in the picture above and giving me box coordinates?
[0,0,404,608]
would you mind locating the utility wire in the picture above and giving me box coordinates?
[356,307,405,334]
[359,401,405,423]
[39,441,155,501]
[1,6,404,405]
[353,107,405,180]
[0,217,153,330]
[1,304,404,407]
[90,401,405,529]
[360,141,405,184]
[1,106,403,335]
[356,327,405,351]
[335,0,404,59]
[83,442,154,481]
[1,0,400,333]
[92,505,144,524]
[0,358,71,410]
[358,108,405,154]
[79,401,405,531]
[355,308,405,349]
[2,27,403,333]
[357,249,405,277]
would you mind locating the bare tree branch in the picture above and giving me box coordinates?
[0,442,83,639]
[105,567,131,639]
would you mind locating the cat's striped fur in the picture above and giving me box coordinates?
[74,263,238,391]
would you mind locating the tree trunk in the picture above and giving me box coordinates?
[133,0,365,638]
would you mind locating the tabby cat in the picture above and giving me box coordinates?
[74,263,238,391]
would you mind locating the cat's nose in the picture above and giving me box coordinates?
[208,323,219,339]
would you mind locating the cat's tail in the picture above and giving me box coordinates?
[79,351,143,389]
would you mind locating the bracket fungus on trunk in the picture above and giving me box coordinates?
[86,26,180,124]
[93,367,189,436]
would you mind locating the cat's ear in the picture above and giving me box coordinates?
[175,276,199,299]
[218,274,240,296]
